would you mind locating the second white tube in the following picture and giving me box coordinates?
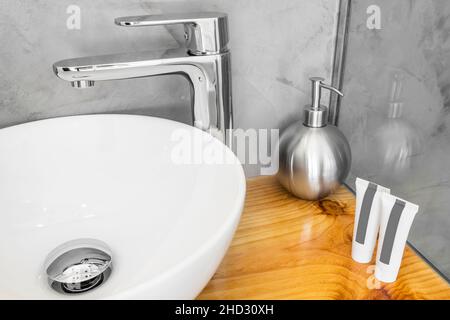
[375,193,419,283]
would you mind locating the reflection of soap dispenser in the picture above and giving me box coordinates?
[373,72,423,183]
[277,77,352,200]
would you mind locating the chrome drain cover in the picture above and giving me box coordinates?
[45,239,112,294]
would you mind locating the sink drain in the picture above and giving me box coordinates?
[45,239,112,294]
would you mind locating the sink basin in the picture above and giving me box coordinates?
[0,114,246,299]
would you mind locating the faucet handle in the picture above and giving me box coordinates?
[115,12,229,56]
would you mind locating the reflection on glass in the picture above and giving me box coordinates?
[339,0,450,280]
[373,72,423,185]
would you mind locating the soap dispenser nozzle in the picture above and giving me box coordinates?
[305,77,343,127]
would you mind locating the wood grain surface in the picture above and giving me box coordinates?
[197,176,450,300]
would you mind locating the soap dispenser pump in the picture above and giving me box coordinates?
[277,77,352,200]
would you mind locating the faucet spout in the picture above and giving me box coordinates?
[53,48,231,142]
[53,12,232,145]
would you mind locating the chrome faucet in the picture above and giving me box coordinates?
[53,12,232,145]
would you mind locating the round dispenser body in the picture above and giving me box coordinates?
[277,122,352,200]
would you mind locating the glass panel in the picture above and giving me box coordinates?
[339,0,450,279]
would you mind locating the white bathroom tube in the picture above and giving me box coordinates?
[352,178,390,263]
[375,193,419,283]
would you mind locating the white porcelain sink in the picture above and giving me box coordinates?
[0,115,246,299]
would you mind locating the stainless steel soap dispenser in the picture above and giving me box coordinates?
[277,77,352,200]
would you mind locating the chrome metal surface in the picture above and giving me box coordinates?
[53,12,232,145]
[277,123,351,200]
[114,12,228,56]
[278,75,350,200]
[303,105,329,128]
[311,77,325,109]
[45,239,112,294]
[305,77,343,128]
[328,0,351,125]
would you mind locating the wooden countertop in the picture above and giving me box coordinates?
[198,176,450,300]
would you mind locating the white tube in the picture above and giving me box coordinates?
[375,193,419,283]
[352,178,390,263]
